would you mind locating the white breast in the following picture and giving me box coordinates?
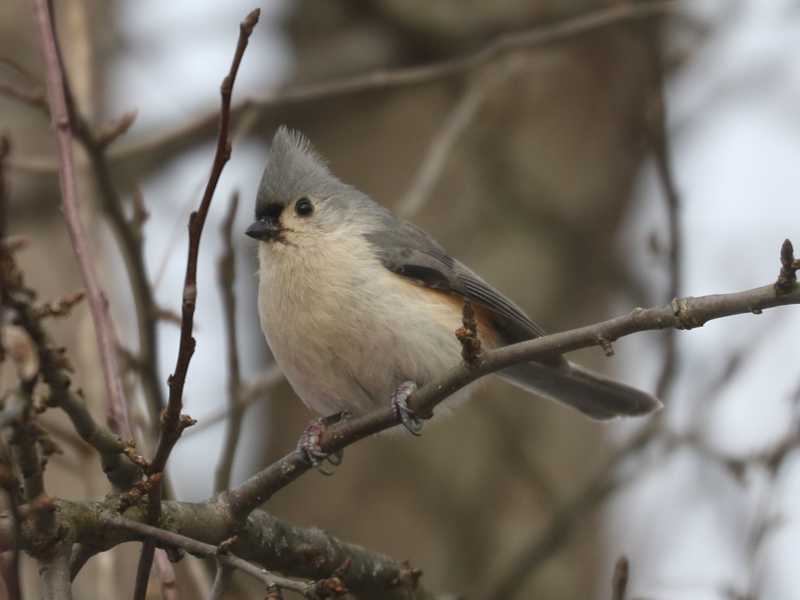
[257,232,471,417]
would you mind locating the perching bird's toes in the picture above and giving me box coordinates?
[392,381,423,435]
[296,413,349,475]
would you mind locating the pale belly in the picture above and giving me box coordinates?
[257,243,488,417]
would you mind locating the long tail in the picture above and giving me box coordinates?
[499,361,661,420]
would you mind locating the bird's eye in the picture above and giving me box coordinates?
[294,197,313,217]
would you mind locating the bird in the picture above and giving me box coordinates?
[246,127,660,464]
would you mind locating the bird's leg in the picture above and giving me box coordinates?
[297,411,351,475]
[392,381,423,435]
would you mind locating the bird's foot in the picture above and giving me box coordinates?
[392,381,423,436]
[297,411,350,475]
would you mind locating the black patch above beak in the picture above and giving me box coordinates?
[245,218,282,241]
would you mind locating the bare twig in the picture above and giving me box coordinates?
[185,365,284,437]
[155,548,180,600]
[1,161,140,490]
[0,443,22,600]
[646,30,682,402]
[0,81,47,112]
[222,250,800,521]
[1,134,11,300]
[3,268,142,488]
[483,423,659,600]
[214,191,243,493]
[396,65,513,218]
[62,87,165,422]
[39,550,72,600]
[135,10,260,597]
[611,556,630,600]
[30,0,131,439]
[114,517,312,595]
[208,562,232,600]
[9,2,679,180]
[776,239,799,293]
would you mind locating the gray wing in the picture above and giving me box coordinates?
[365,217,661,419]
[364,219,548,345]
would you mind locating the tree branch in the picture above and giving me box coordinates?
[30,0,131,439]
[482,422,659,599]
[214,191,243,493]
[396,65,513,219]
[184,365,284,437]
[39,550,72,600]
[611,556,630,600]
[113,517,311,596]
[134,9,260,596]
[9,1,680,180]
[27,499,436,600]
[646,24,683,401]
[222,256,800,520]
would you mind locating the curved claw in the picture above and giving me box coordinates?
[392,381,423,436]
[297,414,349,475]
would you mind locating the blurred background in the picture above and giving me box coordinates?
[2,0,800,598]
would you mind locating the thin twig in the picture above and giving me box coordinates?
[611,556,630,600]
[0,81,47,112]
[208,562,232,600]
[135,10,260,597]
[2,218,141,488]
[9,1,680,180]
[2,261,142,488]
[62,79,165,421]
[214,191,243,493]
[185,365,284,437]
[7,385,56,539]
[396,66,510,218]
[155,549,180,600]
[114,517,310,595]
[222,251,800,521]
[0,441,22,600]
[30,0,131,439]
[646,24,682,402]
[483,424,659,600]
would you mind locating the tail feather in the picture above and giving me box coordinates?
[499,361,661,420]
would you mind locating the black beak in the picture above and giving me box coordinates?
[245,218,282,241]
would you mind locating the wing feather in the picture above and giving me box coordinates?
[364,219,548,345]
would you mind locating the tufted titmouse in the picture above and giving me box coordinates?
[246,127,660,454]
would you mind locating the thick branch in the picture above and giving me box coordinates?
[41,499,434,600]
[39,550,72,600]
[223,274,800,520]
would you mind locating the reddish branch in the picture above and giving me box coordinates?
[133,9,260,598]
[30,0,131,440]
